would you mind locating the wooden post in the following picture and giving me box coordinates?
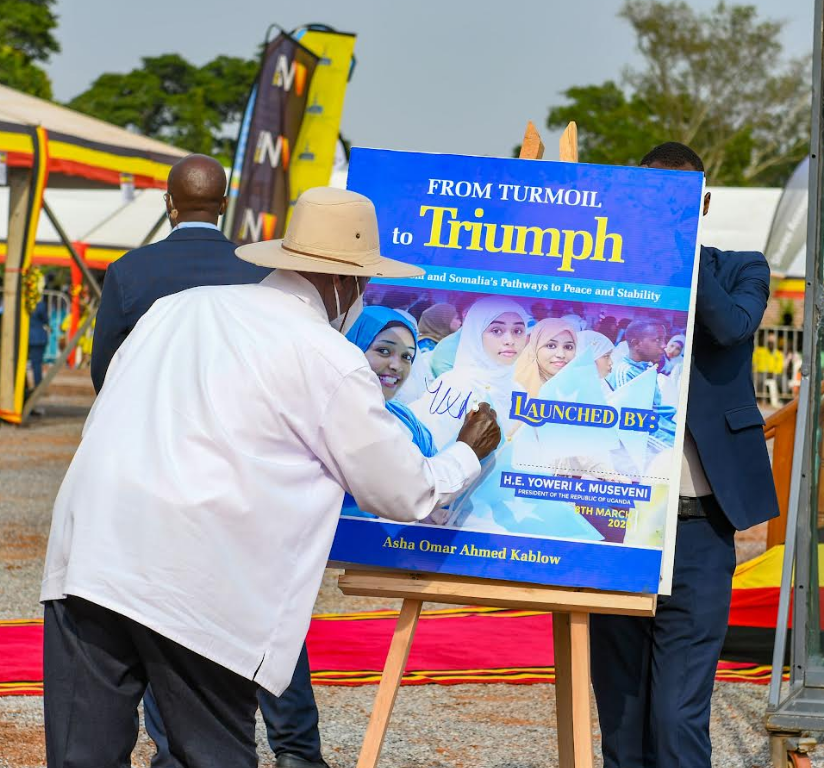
[553,613,594,768]
[0,167,33,415]
[767,413,796,548]
[520,120,545,160]
[356,600,423,768]
[762,397,803,547]
[559,122,578,163]
[1,128,47,424]
[558,123,578,163]
[553,613,575,762]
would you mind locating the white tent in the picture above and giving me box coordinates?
[764,158,809,278]
[0,187,169,246]
[700,186,782,254]
[0,162,349,267]
[0,187,170,269]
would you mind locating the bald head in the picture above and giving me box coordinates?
[166,154,227,226]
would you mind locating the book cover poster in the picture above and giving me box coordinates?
[330,148,704,595]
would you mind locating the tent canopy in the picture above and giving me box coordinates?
[764,158,809,279]
[0,84,186,190]
[0,163,348,272]
[0,187,171,270]
[701,186,782,254]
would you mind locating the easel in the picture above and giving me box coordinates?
[339,122,658,768]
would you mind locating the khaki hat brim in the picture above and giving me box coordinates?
[236,239,424,279]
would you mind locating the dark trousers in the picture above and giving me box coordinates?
[144,643,323,767]
[590,497,736,768]
[29,343,45,387]
[44,596,260,768]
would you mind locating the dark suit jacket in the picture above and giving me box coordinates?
[91,227,271,393]
[687,246,779,531]
[29,299,50,346]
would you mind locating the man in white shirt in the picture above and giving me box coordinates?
[41,187,500,768]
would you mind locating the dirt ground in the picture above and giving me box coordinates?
[0,370,812,768]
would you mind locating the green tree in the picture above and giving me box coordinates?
[546,1,810,186]
[68,54,258,162]
[0,0,60,98]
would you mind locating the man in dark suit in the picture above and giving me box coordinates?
[590,142,779,768]
[91,154,329,768]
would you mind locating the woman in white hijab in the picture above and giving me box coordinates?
[409,296,529,450]
[659,334,686,408]
[576,330,615,397]
[663,333,686,375]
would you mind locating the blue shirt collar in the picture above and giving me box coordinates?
[173,222,221,232]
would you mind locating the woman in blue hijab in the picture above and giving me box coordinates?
[342,306,437,518]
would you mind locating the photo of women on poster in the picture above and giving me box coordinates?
[341,285,689,547]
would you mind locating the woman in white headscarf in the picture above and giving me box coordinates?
[658,334,686,408]
[409,296,529,450]
[663,333,686,375]
[576,330,615,397]
[442,313,604,541]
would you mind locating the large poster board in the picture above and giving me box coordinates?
[330,148,704,595]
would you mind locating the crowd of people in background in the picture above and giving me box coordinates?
[753,329,804,402]
[356,286,804,413]
[360,287,689,422]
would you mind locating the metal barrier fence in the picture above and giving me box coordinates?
[42,289,71,363]
[753,325,803,405]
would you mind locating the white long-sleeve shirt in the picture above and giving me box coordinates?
[41,270,481,694]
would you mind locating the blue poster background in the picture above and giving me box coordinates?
[331,148,704,594]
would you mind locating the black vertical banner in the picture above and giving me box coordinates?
[226,34,318,244]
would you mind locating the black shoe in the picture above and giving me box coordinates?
[275,754,330,768]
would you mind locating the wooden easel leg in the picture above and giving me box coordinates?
[553,612,574,766]
[553,611,594,768]
[356,599,423,768]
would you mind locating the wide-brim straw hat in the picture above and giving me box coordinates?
[236,187,424,278]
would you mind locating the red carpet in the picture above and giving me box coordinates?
[0,606,778,697]
[0,620,43,696]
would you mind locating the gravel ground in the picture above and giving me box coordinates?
[0,681,791,768]
[0,373,815,767]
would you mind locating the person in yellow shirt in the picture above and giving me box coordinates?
[753,333,784,397]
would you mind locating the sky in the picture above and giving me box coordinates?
[47,0,815,159]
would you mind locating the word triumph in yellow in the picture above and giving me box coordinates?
[419,205,624,274]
